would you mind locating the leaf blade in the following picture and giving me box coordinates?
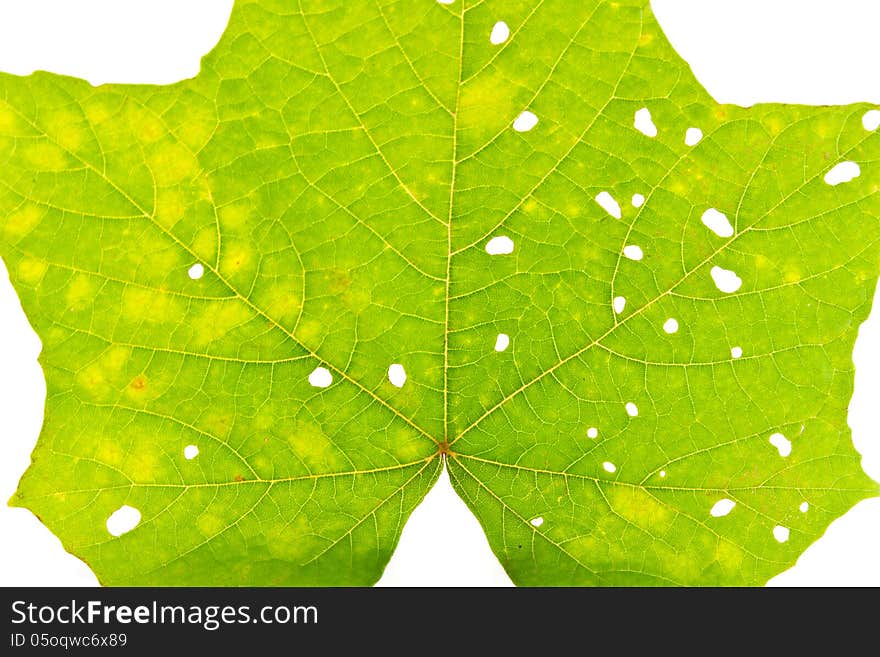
[1,0,878,586]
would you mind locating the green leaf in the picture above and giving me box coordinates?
[1,0,878,586]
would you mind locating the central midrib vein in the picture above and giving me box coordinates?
[443,0,467,447]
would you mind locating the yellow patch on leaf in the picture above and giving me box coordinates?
[23,142,69,170]
[16,257,48,285]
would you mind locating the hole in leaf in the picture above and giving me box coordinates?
[485,235,514,255]
[188,263,204,280]
[731,346,743,359]
[711,265,743,293]
[623,245,644,261]
[613,296,626,314]
[595,191,622,219]
[773,526,791,543]
[184,445,199,460]
[436,0,455,4]
[308,367,333,388]
[512,110,538,132]
[494,333,510,352]
[106,505,141,537]
[634,107,657,137]
[602,461,617,473]
[701,208,734,238]
[659,470,667,478]
[587,427,599,439]
[625,402,638,417]
[631,193,645,208]
[388,363,407,388]
[800,502,810,513]
[769,432,792,457]
[530,517,544,527]
[864,109,880,131]
[490,21,510,45]
[824,161,860,186]
[663,318,679,334]
[685,127,703,146]
[710,498,736,517]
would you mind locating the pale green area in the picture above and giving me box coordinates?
[0,0,878,585]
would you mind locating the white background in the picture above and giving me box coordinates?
[0,0,879,587]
